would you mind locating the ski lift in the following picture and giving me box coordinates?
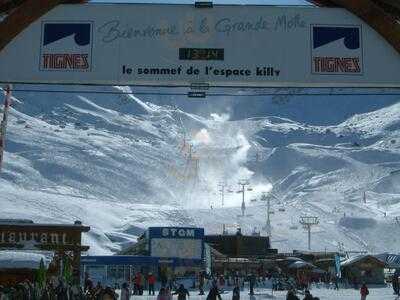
[289,225,298,230]
[278,207,286,212]
[227,189,234,193]
[247,187,253,191]
[250,198,257,202]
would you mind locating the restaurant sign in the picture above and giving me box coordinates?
[0,224,87,250]
[0,231,71,245]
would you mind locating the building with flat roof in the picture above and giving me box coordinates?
[0,219,90,285]
[204,230,277,258]
[84,227,206,287]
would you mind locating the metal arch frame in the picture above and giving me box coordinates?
[309,0,400,54]
[0,0,86,52]
[0,1,399,55]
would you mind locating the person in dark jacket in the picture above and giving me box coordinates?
[120,283,130,300]
[206,284,222,300]
[360,283,369,300]
[303,290,314,300]
[199,272,205,295]
[173,284,190,300]
[286,289,300,300]
[393,269,400,295]
[232,285,240,300]
[249,274,256,296]
[84,272,93,293]
[56,281,69,300]
[99,286,117,300]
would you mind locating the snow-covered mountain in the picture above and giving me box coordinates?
[1,85,400,255]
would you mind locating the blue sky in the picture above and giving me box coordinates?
[90,0,311,5]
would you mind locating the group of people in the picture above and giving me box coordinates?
[0,279,90,300]
[0,270,375,300]
[128,272,156,295]
[117,274,227,300]
[285,282,369,300]
[84,281,119,300]
[286,289,319,300]
[162,283,222,300]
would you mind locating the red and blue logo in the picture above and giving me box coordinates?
[311,25,363,75]
[40,22,93,71]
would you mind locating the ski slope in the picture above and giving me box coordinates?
[1,85,400,254]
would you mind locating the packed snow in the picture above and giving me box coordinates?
[117,287,397,300]
[1,85,400,255]
[0,251,51,269]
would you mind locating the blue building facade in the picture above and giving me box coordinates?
[81,227,205,287]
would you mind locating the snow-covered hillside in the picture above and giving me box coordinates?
[1,85,400,254]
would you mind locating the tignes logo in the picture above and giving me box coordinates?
[40,22,93,71]
[311,25,363,75]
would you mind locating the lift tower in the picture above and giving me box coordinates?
[218,181,227,207]
[299,216,320,251]
[260,192,272,237]
[237,180,251,217]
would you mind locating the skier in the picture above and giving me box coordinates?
[133,273,138,295]
[148,272,156,295]
[218,275,225,292]
[232,284,240,300]
[248,274,256,295]
[333,275,339,290]
[173,284,190,300]
[360,283,369,300]
[199,272,205,295]
[134,272,143,295]
[120,283,130,300]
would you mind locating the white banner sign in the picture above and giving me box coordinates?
[0,3,399,87]
[150,238,203,259]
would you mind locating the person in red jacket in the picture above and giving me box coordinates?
[148,272,156,295]
[360,283,369,300]
[134,272,143,295]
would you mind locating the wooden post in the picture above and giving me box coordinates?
[0,84,11,172]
